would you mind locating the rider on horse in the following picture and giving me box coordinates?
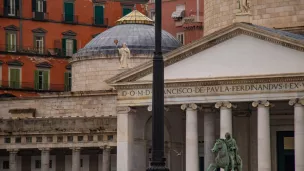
[225,132,239,171]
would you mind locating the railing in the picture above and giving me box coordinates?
[32,12,49,21]
[62,14,78,24]
[0,44,74,57]
[92,17,108,26]
[0,7,20,18]
[0,81,71,92]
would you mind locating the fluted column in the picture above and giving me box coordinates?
[181,103,199,171]
[252,100,273,171]
[203,108,216,171]
[289,98,304,171]
[40,148,50,171]
[215,101,236,138]
[117,106,135,171]
[8,149,18,171]
[71,148,81,171]
[102,146,111,171]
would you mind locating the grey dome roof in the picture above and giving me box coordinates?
[74,24,182,58]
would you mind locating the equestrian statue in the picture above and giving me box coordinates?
[207,132,242,171]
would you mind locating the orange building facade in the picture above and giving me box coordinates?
[147,0,203,45]
[0,0,144,97]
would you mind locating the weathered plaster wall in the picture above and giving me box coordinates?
[71,58,151,91]
[0,95,117,119]
[204,0,304,35]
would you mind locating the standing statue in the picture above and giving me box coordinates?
[118,43,131,68]
[237,0,250,13]
[207,132,242,171]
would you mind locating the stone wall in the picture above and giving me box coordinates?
[0,95,117,119]
[71,57,151,92]
[204,0,304,35]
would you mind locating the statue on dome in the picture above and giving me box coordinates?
[118,43,131,68]
[207,132,242,171]
[237,0,250,13]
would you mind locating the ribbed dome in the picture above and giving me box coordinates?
[74,11,181,58]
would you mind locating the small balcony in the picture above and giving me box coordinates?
[62,14,78,24]
[92,17,108,26]
[0,7,20,18]
[32,12,49,21]
[0,44,73,57]
[0,81,70,92]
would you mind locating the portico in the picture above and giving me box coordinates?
[107,23,304,171]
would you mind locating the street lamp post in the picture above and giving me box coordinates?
[147,0,168,170]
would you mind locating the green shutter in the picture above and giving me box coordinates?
[94,6,104,25]
[5,33,9,51]
[34,70,39,90]
[73,39,77,54]
[10,69,20,89]
[43,71,49,90]
[32,0,36,12]
[64,72,69,91]
[64,2,74,22]
[62,38,66,56]
[123,8,132,16]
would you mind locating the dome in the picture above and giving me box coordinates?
[74,10,181,58]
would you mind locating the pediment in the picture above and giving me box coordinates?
[32,27,47,33]
[4,25,19,31]
[36,62,52,68]
[62,30,77,36]
[7,60,23,66]
[106,23,304,85]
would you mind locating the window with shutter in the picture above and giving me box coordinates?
[94,5,104,25]
[8,0,16,16]
[6,32,17,52]
[35,70,49,90]
[9,68,21,89]
[64,72,71,91]
[122,8,132,16]
[64,2,74,22]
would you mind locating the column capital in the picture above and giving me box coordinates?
[147,105,169,112]
[39,148,50,151]
[215,101,237,109]
[7,149,18,153]
[181,103,200,110]
[70,147,81,152]
[101,146,112,152]
[116,106,136,114]
[289,98,304,106]
[252,100,274,107]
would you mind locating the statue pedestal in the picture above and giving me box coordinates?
[234,13,252,24]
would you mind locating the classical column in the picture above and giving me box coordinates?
[8,149,18,171]
[203,108,216,171]
[71,148,81,171]
[252,100,273,171]
[215,101,236,138]
[102,146,111,171]
[40,148,50,171]
[117,106,135,171]
[289,99,304,171]
[181,103,199,171]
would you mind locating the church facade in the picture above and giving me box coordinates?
[0,8,303,171]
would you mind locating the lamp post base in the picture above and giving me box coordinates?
[146,161,169,171]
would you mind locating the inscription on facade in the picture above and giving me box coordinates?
[119,81,304,98]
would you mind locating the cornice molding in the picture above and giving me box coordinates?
[32,27,47,34]
[7,60,24,66]
[106,23,304,84]
[62,30,77,36]
[4,25,19,31]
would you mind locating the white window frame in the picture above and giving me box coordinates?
[35,36,44,54]
[66,39,74,57]
[8,0,16,16]
[8,67,22,88]
[36,0,44,12]
[37,69,50,90]
[7,32,17,52]
[176,32,185,45]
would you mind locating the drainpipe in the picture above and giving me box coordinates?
[196,0,199,21]
[19,0,23,48]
